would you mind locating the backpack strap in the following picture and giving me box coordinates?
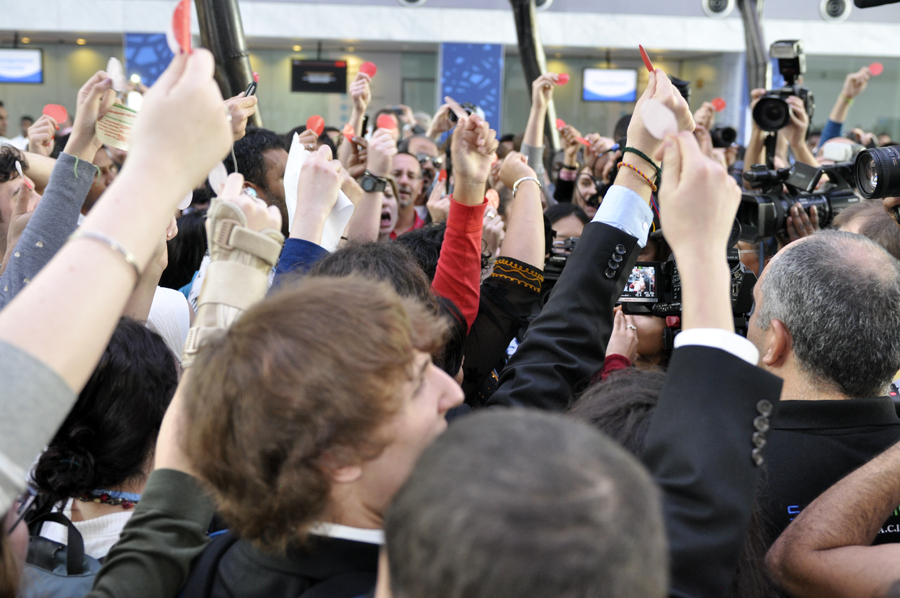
[27,512,86,576]
[178,531,239,598]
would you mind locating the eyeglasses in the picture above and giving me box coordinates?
[415,153,443,169]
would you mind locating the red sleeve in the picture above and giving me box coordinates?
[590,354,633,385]
[431,195,486,332]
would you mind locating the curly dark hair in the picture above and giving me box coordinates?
[225,126,284,188]
[31,318,178,506]
[0,145,25,184]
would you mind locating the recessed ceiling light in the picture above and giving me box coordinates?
[21,37,30,44]
[76,38,86,45]
[347,46,355,53]
[292,45,302,52]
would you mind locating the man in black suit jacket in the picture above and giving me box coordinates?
[479,72,782,598]
[744,230,900,553]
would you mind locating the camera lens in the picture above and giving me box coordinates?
[854,146,900,200]
[753,96,790,132]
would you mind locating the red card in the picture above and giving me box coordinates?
[171,0,192,54]
[557,73,570,85]
[576,137,590,147]
[306,115,325,137]
[556,118,566,130]
[42,104,68,124]
[712,97,727,112]
[252,71,259,83]
[639,45,655,73]
[438,169,447,183]
[342,124,355,143]
[870,62,884,76]
[360,62,378,78]
[376,114,397,130]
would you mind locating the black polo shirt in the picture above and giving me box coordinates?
[761,397,900,545]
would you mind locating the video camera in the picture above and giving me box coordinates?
[753,40,815,132]
[738,160,861,241]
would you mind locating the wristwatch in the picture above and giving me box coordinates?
[360,172,388,193]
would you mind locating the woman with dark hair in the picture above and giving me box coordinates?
[545,203,590,242]
[33,318,178,559]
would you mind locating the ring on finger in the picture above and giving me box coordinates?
[626,324,637,331]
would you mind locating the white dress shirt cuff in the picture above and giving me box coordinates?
[591,185,654,248]
[673,328,759,365]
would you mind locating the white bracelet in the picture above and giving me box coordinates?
[513,176,541,196]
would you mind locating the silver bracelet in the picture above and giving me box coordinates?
[68,229,141,280]
[513,176,541,196]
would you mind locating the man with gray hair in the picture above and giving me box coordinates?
[747,229,900,550]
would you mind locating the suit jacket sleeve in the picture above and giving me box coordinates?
[641,346,782,598]
[488,221,640,411]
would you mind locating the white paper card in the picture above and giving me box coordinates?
[642,98,679,141]
[107,57,127,93]
[283,133,354,252]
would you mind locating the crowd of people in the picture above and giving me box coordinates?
[0,40,899,598]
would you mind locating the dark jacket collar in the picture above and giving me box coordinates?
[237,534,379,581]
[774,396,900,430]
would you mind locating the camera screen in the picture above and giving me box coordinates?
[619,265,658,303]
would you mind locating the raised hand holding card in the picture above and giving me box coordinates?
[42,104,68,124]
[359,62,378,78]
[306,115,325,137]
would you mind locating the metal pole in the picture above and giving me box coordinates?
[738,0,771,93]
[509,0,560,165]
[195,0,262,127]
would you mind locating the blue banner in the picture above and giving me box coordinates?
[124,33,174,87]
[439,43,504,133]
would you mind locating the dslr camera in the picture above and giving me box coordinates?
[753,40,815,132]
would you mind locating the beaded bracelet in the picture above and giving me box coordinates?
[617,161,658,193]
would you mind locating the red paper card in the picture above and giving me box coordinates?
[639,45,655,73]
[486,189,500,211]
[557,73,570,85]
[360,62,378,78]
[438,169,447,183]
[42,104,68,124]
[576,137,590,147]
[376,114,397,130]
[253,71,259,83]
[712,97,727,112]
[171,0,192,54]
[306,115,325,137]
[556,118,566,130]
[870,62,884,76]
[342,124,355,143]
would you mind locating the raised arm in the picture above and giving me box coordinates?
[489,69,694,411]
[338,72,371,168]
[0,70,115,309]
[497,151,544,268]
[344,128,396,243]
[431,110,497,331]
[521,73,561,178]
[641,131,783,598]
[0,50,233,515]
[766,440,900,598]
[820,67,871,147]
